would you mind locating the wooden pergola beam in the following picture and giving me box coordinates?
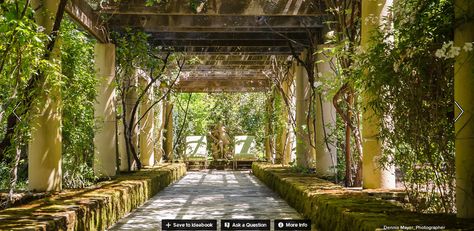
[177,88,269,93]
[182,69,268,75]
[90,0,325,93]
[186,60,272,65]
[154,39,309,47]
[65,0,109,43]
[106,15,323,33]
[180,76,268,80]
[184,54,290,61]
[177,51,297,55]
[165,46,303,54]
[182,65,270,70]
[176,79,270,93]
[150,32,311,41]
[98,0,326,16]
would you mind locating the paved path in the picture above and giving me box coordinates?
[109,170,302,230]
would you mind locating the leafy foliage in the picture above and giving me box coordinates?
[320,0,364,186]
[0,2,98,190]
[174,92,267,158]
[113,29,183,169]
[61,18,98,188]
[355,0,455,213]
[0,0,54,190]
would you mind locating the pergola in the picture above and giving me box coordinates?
[68,0,325,92]
[23,0,474,219]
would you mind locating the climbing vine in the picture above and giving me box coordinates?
[321,0,363,187]
[0,1,99,194]
[0,0,65,197]
[355,0,456,213]
[61,17,98,188]
[113,29,184,170]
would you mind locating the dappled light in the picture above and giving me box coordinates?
[1,0,474,229]
[109,171,300,230]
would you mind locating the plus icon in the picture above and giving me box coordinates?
[166,222,171,228]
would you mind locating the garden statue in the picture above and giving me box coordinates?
[208,122,231,159]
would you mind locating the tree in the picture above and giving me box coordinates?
[0,0,67,198]
[114,30,184,170]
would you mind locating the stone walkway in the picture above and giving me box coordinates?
[108,170,302,230]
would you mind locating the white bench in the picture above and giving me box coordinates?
[233,135,258,169]
[185,136,208,169]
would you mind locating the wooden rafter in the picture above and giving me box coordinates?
[98,0,326,16]
[176,79,271,93]
[65,0,109,43]
[71,0,326,93]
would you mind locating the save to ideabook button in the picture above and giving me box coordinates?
[162,219,217,230]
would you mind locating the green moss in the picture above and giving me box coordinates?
[252,162,474,231]
[0,164,187,230]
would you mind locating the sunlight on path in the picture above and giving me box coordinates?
[108,170,302,230]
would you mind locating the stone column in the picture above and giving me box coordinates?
[121,70,139,171]
[455,0,474,219]
[28,0,62,191]
[295,55,312,168]
[280,78,292,165]
[117,119,128,171]
[155,100,164,163]
[163,97,174,162]
[275,79,292,165]
[289,68,298,163]
[274,92,285,165]
[264,92,274,161]
[93,43,117,177]
[139,77,155,167]
[315,48,337,177]
[361,0,396,189]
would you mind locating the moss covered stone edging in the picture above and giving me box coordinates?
[0,163,186,231]
[252,163,474,231]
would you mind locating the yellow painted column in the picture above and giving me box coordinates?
[154,100,164,163]
[264,92,274,161]
[454,0,474,219]
[28,0,62,191]
[361,0,396,189]
[120,70,139,171]
[163,98,174,162]
[139,77,155,167]
[275,80,291,165]
[275,128,283,164]
[264,129,272,161]
[281,75,293,165]
[93,43,117,177]
[117,118,128,171]
[288,69,298,164]
[295,56,312,168]
[315,48,337,177]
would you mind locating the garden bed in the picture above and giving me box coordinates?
[0,163,186,230]
[252,162,474,231]
[0,191,51,211]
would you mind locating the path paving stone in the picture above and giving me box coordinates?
[108,170,302,230]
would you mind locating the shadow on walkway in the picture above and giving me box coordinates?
[108,170,301,230]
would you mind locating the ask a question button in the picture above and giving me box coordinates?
[221,219,270,230]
